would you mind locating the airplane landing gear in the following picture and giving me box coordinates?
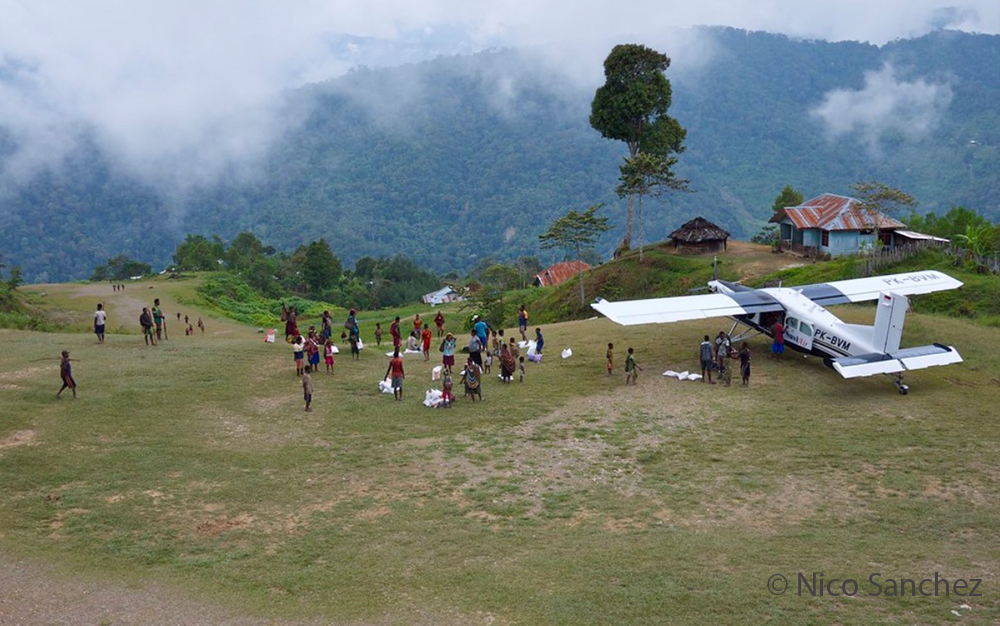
[893,375,909,395]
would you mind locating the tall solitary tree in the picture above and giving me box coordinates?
[591,44,686,252]
[539,204,611,306]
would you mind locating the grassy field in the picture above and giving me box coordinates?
[1,275,998,624]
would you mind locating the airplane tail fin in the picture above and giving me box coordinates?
[872,291,908,354]
[831,344,963,379]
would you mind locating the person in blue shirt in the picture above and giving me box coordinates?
[534,327,544,354]
[473,315,491,351]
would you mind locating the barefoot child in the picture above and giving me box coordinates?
[56,350,77,399]
[374,322,384,347]
[739,342,751,386]
[94,303,106,344]
[624,347,641,385]
[518,356,525,382]
[324,338,336,373]
[606,342,614,375]
[293,335,305,376]
[385,349,405,401]
[421,323,433,361]
[302,366,313,412]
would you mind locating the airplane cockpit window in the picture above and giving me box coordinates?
[799,322,813,336]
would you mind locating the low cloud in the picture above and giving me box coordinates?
[810,64,954,152]
[0,1,993,194]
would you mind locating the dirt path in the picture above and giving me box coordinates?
[0,554,316,625]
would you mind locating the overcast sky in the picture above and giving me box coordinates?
[0,0,996,187]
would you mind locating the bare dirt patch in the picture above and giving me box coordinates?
[0,429,36,450]
[194,514,255,538]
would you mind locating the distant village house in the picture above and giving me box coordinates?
[669,217,730,254]
[770,193,912,257]
[534,260,590,287]
[422,286,464,306]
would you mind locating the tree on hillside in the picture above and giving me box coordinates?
[616,152,690,260]
[227,232,269,272]
[300,239,342,297]
[539,204,611,306]
[591,44,686,253]
[851,181,915,225]
[772,185,804,213]
[173,234,226,271]
[91,255,152,281]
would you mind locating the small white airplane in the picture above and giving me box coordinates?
[591,265,964,394]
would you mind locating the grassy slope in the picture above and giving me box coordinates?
[1,275,998,625]
[525,243,999,327]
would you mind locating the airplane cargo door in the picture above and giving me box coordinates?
[783,317,814,352]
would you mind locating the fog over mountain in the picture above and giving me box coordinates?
[0,3,998,281]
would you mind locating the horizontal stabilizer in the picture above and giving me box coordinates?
[832,344,962,379]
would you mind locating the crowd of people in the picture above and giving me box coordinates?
[66,289,773,406]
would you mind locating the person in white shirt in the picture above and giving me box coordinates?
[94,303,107,344]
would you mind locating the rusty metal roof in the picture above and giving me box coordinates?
[769,193,906,231]
[535,260,590,287]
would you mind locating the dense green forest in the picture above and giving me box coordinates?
[1,28,997,282]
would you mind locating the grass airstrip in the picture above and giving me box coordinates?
[1,273,998,625]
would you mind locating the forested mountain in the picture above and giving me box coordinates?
[1,27,997,282]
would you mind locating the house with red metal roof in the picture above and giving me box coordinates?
[533,260,590,287]
[769,193,906,257]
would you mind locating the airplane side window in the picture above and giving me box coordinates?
[799,322,813,336]
[785,317,799,331]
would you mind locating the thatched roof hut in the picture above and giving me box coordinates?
[669,217,730,254]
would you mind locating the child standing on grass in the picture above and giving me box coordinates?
[293,335,305,376]
[186,323,194,335]
[94,303,107,344]
[535,327,544,354]
[518,356,525,382]
[56,350,77,399]
[441,372,455,407]
[140,308,156,346]
[374,322,384,347]
[198,317,205,334]
[324,338,335,373]
[483,351,493,375]
[624,347,641,385]
[302,366,313,412]
[385,349,405,401]
[739,342,751,386]
[606,342,614,375]
[422,323,433,361]
[349,332,360,361]
[306,328,321,372]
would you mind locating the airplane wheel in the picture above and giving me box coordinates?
[898,385,909,395]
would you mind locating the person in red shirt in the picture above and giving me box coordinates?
[421,323,433,361]
[390,316,401,350]
[384,349,405,401]
[412,314,423,338]
[771,319,785,360]
[434,311,445,337]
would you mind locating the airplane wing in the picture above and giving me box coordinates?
[796,270,963,306]
[591,291,784,326]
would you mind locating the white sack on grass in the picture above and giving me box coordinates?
[385,349,423,357]
[676,370,690,381]
[264,329,276,344]
[561,348,572,359]
[423,388,443,407]
[378,379,394,394]
[663,370,679,378]
[687,374,703,381]
[432,365,443,381]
